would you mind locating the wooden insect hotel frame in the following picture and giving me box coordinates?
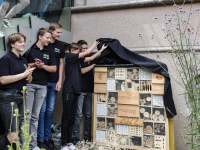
[92,65,175,150]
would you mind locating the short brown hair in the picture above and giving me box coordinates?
[49,22,62,31]
[69,43,80,53]
[7,33,26,50]
[37,28,51,40]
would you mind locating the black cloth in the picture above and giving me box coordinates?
[81,60,94,93]
[47,40,65,83]
[95,38,176,118]
[23,43,56,85]
[0,136,11,150]
[61,93,79,144]
[62,53,85,95]
[0,51,28,90]
[0,91,23,133]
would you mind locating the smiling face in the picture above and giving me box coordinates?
[51,28,62,41]
[39,32,51,46]
[11,37,25,52]
[80,44,88,53]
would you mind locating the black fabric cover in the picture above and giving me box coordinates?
[95,38,177,118]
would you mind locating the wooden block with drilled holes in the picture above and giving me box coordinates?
[97,94,107,103]
[152,83,165,95]
[155,136,166,150]
[118,91,139,105]
[94,67,107,72]
[94,72,107,84]
[118,104,139,118]
[152,73,165,84]
[115,117,143,126]
[94,84,107,93]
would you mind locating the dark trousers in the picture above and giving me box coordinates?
[0,91,23,150]
[73,92,92,143]
[61,93,78,145]
[0,136,11,150]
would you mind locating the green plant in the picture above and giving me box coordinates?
[7,86,39,150]
[75,140,96,150]
[139,1,200,149]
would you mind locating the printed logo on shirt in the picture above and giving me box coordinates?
[43,54,50,59]
[24,64,28,69]
[55,48,60,53]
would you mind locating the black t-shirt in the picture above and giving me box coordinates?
[47,40,65,83]
[0,51,28,90]
[24,43,56,85]
[81,61,94,93]
[62,53,85,95]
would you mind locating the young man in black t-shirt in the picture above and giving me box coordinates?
[22,28,56,150]
[73,40,95,144]
[37,23,65,150]
[61,42,107,150]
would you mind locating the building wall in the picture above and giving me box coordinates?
[53,1,200,149]
[63,2,200,150]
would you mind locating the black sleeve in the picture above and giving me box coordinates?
[0,56,10,76]
[80,56,85,64]
[60,44,65,58]
[49,48,57,66]
[66,53,79,62]
[81,62,87,68]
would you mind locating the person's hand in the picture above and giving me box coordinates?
[23,67,36,78]
[26,74,32,81]
[101,44,108,51]
[55,81,62,91]
[34,58,42,64]
[93,41,100,47]
[35,61,44,69]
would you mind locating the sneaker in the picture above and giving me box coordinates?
[37,141,50,150]
[68,144,76,150]
[3,19,11,27]
[22,13,40,19]
[61,146,69,150]
[44,139,57,150]
[22,13,34,17]
[0,30,4,37]
[33,146,40,150]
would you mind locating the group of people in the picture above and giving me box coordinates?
[0,22,108,150]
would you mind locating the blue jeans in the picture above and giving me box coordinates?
[37,82,57,142]
[38,0,52,19]
[73,92,92,143]
[23,0,40,14]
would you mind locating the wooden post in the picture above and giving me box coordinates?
[92,93,97,142]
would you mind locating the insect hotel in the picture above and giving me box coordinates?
[92,65,174,150]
